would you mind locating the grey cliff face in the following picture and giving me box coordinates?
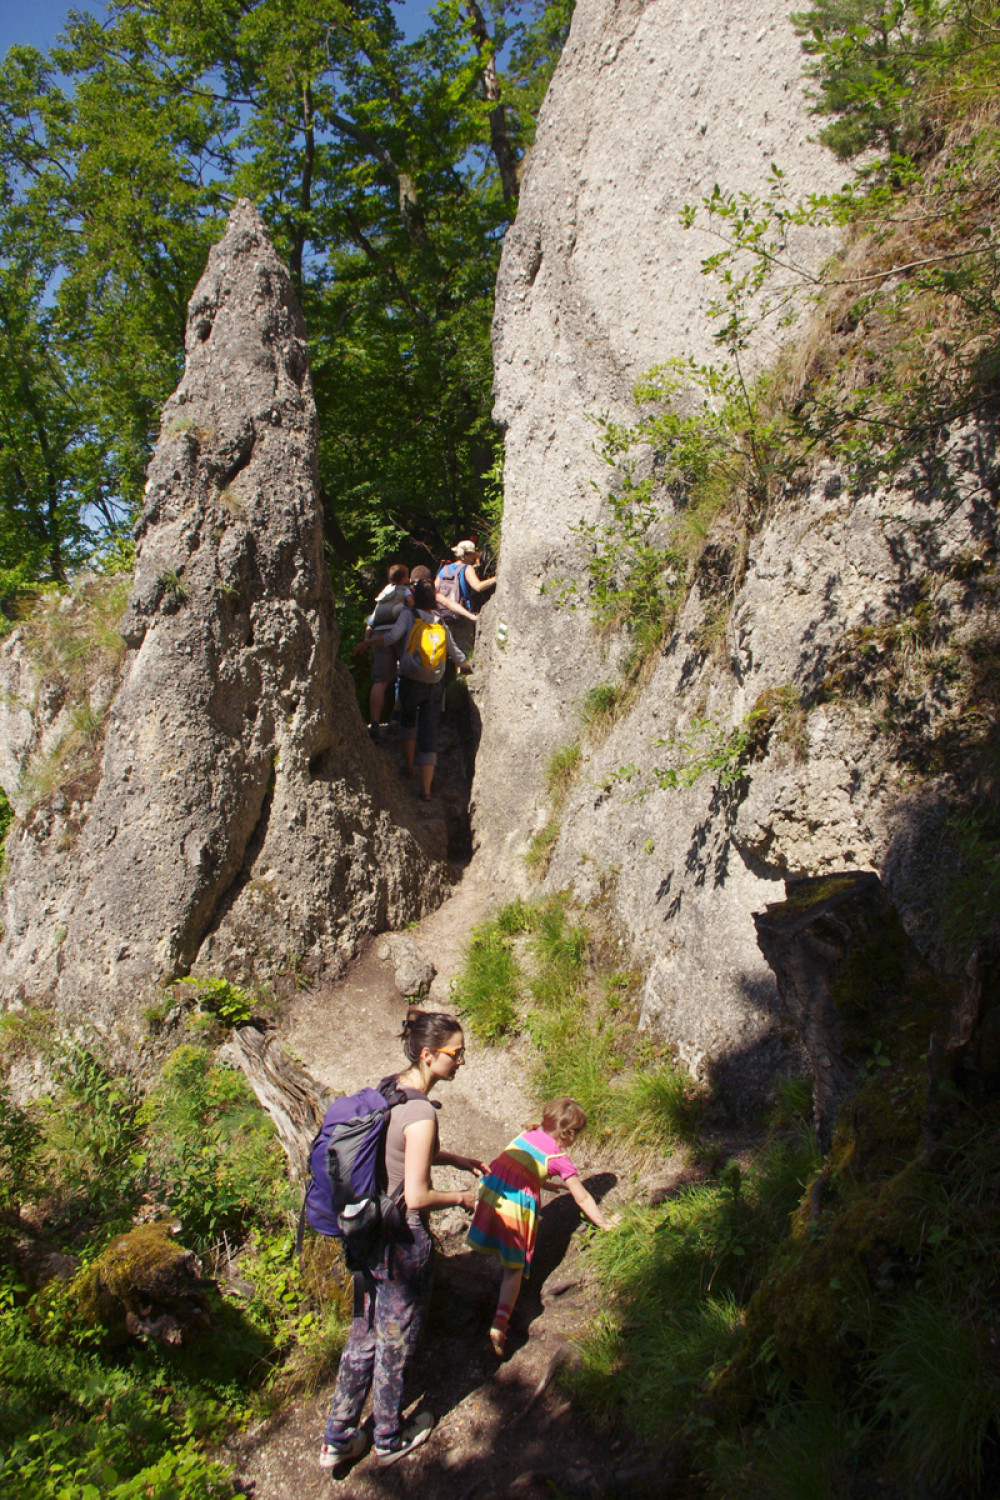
[475,0,845,874]
[0,200,443,1034]
[473,0,991,1105]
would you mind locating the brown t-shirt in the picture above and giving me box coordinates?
[384,1088,438,1197]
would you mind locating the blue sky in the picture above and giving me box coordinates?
[0,0,434,56]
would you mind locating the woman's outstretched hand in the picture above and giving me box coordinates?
[444,1153,489,1177]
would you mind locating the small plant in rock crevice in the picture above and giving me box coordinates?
[544,356,778,694]
[607,686,801,802]
[158,567,188,602]
[523,740,584,879]
[523,816,561,878]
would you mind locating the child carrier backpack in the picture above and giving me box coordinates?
[368,583,409,631]
[302,1078,407,1270]
[435,561,472,619]
[398,614,447,683]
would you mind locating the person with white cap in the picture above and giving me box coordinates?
[448,540,496,604]
[436,542,496,656]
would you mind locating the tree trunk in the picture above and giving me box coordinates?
[219,1025,328,1179]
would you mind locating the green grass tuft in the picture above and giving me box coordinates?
[606,1065,703,1150]
[455,917,523,1043]
[545,740,581,809]
[523,818,560,876]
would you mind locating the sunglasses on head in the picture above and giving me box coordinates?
[436,1045,466,1061]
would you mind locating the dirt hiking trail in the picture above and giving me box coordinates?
[231,866,648,1500]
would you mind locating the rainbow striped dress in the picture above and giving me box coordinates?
[466,1128,578,1276]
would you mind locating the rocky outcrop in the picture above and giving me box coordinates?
[75,1222,213,1348]
[0,201,444,1034]
[474,0,844,866]
[472,0,997,1106]
[754,872,950,1151]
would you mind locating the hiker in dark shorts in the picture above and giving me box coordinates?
[382,579,471,802]
[319,1010,486,1472]
[353,563,410,739]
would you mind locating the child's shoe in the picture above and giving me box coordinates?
[490,1303,511,1357]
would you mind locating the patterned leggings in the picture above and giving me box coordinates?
[323,1214,434,1451]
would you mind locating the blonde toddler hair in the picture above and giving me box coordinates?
[538,1097,587,1145]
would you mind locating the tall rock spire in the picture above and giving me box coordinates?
[0,200,443,1037]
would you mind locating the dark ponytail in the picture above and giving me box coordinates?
[400,1007,461,1063]
[411,578,436,613]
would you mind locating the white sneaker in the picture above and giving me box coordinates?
[319,1430,369,1469]
[374,1411,434,1466]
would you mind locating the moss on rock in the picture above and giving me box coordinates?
[73,1220,213,1347]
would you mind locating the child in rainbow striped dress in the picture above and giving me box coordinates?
[466,1097,617,1355]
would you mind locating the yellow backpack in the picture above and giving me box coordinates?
[399,615,447,682]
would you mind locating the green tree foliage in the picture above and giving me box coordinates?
[0,0,575,595]
[793,0,944,160]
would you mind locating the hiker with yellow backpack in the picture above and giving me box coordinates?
[380,578,471,802]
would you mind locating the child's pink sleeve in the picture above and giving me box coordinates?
[547,1152,578,1181]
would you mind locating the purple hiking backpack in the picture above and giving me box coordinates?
[435,561,471,620]
[302,1077,407,1269]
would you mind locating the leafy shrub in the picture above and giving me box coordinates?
[0,1085,41,1212]
[171,976,258,1030]
[147,1046,291,1245]
[40,1045,144,1222]
[0,1291,247,1500]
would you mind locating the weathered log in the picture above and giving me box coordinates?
[218,1025,328,1179]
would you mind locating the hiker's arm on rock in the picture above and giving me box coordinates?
[403,1119,477,1211]
[464,564,495,592]
[436,590,476,622]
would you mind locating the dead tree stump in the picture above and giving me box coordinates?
[754,872,952,1151]
[218,1026,328,1179]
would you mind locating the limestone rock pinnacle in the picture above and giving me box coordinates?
[0,200,444,1039]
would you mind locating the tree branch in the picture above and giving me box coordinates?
[463,0,520,204]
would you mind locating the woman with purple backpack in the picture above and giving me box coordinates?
[319,1009,486,1473]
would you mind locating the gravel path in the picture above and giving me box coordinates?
[233,866,631,1500]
